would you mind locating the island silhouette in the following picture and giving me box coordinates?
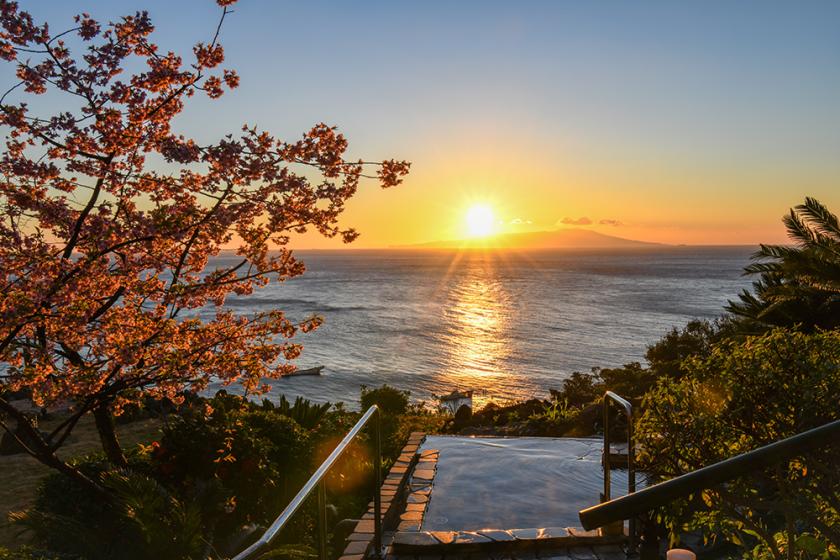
[400,228,665,249]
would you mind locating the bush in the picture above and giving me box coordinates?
[549,362,657,409]
[12,455,135,559]
[644,318,734,379]
[359,385,409,416]
[152,393,312,541]
[525,399,582,436]
[0,548,67,560]
[14,392,358,559]
[637,329,840,559]
[550,372,600,407]
[14,463,230,560]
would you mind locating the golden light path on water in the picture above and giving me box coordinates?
[437,251,527,407]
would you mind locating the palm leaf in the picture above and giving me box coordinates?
[797,196,840,241]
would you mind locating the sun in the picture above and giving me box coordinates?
[465,204,495,238]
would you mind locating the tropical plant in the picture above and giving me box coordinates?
[12,466,210,560]
[265,395,332,430]
[524,398,581,435]
[12,393,369,559]
[0,0,409,495]
[727,197,840,331]
[636,329,840,559]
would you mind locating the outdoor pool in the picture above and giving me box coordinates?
[417,435,639,531]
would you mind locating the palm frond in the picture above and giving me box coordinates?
[797,196,840,241]
[783,210,818,247]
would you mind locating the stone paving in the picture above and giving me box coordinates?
[339,432,426,560]
[389,543,627,560]
[398,447,438,532]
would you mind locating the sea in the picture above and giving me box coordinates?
[207,247,755,408]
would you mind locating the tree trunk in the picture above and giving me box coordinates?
[0,398,110,500]
[93,404,128,468]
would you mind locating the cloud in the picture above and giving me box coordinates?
[599,219,623,227]
[508,218,533,225]
[560,216,592,226]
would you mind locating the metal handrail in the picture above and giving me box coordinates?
[580,418,840,531]
[232,405,383,560]
[602,391,636,549]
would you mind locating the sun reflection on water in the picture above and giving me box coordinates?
[438,255,518,404]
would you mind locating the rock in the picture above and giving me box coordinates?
[453,404,472,430]
[332,519,360,552]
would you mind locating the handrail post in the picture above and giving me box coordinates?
[603,391,636,554]
[603,395,611,502]
[230,406,382,560]
[626,402,636,554]
[317,481,328,560]
[372,407,383,559]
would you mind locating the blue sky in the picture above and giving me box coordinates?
[7,1,840,246]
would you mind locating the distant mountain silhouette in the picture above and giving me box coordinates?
[402,228,664,249]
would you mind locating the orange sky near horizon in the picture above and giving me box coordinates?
[288,140,839,249]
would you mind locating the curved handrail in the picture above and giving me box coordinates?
[580,418,840,531]
[602,391,636,548]
[232,405,382,560]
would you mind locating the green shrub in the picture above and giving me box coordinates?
[644,318,734,379]
[153,393,311,540]
[525,399,581,436]
[13,455,134,559]
[549,362,657,409]
[637,329,840,559]
[14,392,341,559]
[550,371,600,407]
[360,385,409,416]
[0,548,68,560]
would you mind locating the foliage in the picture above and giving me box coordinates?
[151,392,312,540]
[636,329,840,559]
[360,385,410,416]
[644,318,735,379]
[0,548,68,560]
[13,391,384,559]
[525,398,582,435]
[727,197,840,331]
[549,372,600,407]
[0,0,409,485]
[549,319,731,407]
[14,469,209,560]
[102,470,208,559]
[263,395,332,430]
[359,384,415,459]
[549,362,656,407]
[255,544,318,560]
[11,455,127,558]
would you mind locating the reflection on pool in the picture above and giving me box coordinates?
[419,435,640,531]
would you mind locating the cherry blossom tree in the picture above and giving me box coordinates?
[0,0,408,495]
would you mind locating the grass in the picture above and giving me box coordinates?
[0,414,160,547]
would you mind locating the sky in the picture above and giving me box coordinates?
[13,1,840,248]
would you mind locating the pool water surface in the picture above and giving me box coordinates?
[418,435,639,531]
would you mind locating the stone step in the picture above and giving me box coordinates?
[392,526,627,555]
